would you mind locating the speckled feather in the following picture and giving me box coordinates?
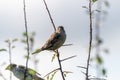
[32,26,66,54]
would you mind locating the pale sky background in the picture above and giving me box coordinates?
[0,0,120,80]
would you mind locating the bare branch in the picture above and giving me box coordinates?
[86,0,93,80]
[23,0,30,80]
[42,0,56,31]
[77,66,87,70]
[62,44,73,46]
[60,55,77,62]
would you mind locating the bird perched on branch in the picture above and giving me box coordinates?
[6,64,44,80]
[32,26,66,54]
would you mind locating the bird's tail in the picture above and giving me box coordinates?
[34,75,44,80]
[32,48,42,55]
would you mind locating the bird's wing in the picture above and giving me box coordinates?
[27,68,37,75]
[42,32,61,50]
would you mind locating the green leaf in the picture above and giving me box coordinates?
[0,49,7,52]
[47,75,49,80]
[35,59,39,64]
[95,9,101,12]
[103,48,109,54]
[96,55,103,64]
[21,39,27,43]
[12,46,16,49]
[91,10,95,15]
[50,70,57,80]
[24,55,31,59]
[98,39,103,45]
[5,39,10,43]
[92,0,97,2]
[32,49,41,54]
[82,6,88,9]
[23,32,27,37]
[51,54,56,62]
[12,38,18,42]
[31,32,36,36]
[102,68,106,75]
[30,37,34,43]
[63,71,72,77]
[104,0,110,7]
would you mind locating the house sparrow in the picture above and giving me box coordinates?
[6,64,44,80]
[32,26,66,54]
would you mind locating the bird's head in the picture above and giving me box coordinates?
[6,64,17,71]
[56,26,65,33]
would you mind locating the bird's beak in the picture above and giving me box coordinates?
[5,65,11,70]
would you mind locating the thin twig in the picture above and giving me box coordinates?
[42,0,56,31]
[56,50,65,80]
[23,0,30,80]
[60,55,77,62]
[86,0,93,80]
[43,68,60,78]
[8,41,12,80]
[62,44,73,47]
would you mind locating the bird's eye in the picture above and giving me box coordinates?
[59,26,63,30]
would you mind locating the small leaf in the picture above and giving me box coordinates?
[82,6,88,9]
[5,39,10,43]
[0,49,7,52]
[95,9,101,12]
[12,46,16,49]
[47,75,49,80]
[77,66,87,69]
[91,10,95,15]
[30,37,34,43]
[24,55,31,59]
[51,54,56,62]
[32,49,41,54]
[31,32,36,36]
[103,48,109,54]
[12,38,18,42]
[35,59,39,64]
[96,55,103,64]
[63,71,72,77]
[21,39,27,43]
[104,0,110,7]
[102,68,106,75]
[98,39,103,45]
[50,70,57,80]
[92,0,97,2]
[23,32,27,37]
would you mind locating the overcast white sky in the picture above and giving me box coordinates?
[0,0,120,80]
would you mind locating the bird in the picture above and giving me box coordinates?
[6,64,44,80]
[32,26,66,54]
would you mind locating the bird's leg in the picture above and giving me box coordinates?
[54,50,59,57]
